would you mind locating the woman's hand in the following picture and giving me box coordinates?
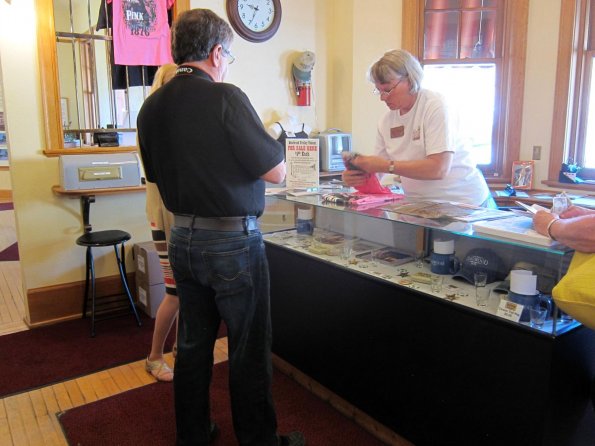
[349,154,389,174]
[559,205,593,219]
[342,169,370,187]
[533,210,558,237]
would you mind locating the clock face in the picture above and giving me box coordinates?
[237,0,275,32]
[227,0,282,43]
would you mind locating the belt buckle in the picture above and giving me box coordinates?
[243,216,257,233]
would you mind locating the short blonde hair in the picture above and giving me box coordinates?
[368,49,424,94]
[150,63,178,95]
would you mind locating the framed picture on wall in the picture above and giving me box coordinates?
[512,160,534,190]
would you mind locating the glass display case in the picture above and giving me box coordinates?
[263,192,576,336]
[262,191,595,445]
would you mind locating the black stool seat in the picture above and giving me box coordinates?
[76,230,131,247]
[76,229,141,337]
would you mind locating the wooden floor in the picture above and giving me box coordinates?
[0,204,409,446]
[0,205,26,336]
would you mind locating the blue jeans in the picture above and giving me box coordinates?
[169,225,278,446]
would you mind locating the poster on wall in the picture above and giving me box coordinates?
[512,160,534,190]
[285,138,319,189]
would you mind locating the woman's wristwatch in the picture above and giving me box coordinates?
[388,160,395,174]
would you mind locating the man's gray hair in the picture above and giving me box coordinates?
[368,49,424,94]
[172,9,233,65]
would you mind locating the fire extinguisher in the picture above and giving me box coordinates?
[295,82,311,107]
[292,51,315,107]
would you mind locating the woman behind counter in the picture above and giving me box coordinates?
[343,49,494,207]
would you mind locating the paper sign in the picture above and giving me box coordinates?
[285,138,319,190]
[496,300,523,322]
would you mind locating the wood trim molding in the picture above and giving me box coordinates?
[36,0,64,153]
[401,0,422,56]
[52,184,146,197]
[0,190,12,201]
[500,0,529,180]
[173,0,190,17]
[26,274,137,327]
[549,0,579,180]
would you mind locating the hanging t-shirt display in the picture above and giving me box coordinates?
[108,0,175,66]
[97,0,173,89]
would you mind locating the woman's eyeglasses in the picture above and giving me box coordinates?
[372,77,405,97]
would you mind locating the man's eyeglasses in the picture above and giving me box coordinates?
[222,47,235,65]
[373,77,405,97]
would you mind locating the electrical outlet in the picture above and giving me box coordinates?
[532,145,542,160]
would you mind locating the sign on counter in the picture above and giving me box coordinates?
[497,299,523,322]
[285,138,319,190]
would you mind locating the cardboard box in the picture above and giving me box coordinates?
[136,280,165,318]
[133,241,163,285]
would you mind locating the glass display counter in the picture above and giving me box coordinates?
[262,192,595,446]
[262,192,577,336]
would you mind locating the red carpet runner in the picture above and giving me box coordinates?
[58,361,387,446]
[0,314,226,397]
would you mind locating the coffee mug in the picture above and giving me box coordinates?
[507,292,552,322]
[430,252,460,275]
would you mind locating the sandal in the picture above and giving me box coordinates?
[145,357,174,382]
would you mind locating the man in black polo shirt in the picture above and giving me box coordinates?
[137,9,304,446]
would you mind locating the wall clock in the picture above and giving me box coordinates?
[226,0,282,43]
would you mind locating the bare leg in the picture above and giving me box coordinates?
[148,293,179,362]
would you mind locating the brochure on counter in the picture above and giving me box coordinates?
[380,200,515,222]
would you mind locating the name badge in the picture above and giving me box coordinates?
[390,126,405,138]
[286,131,295,138]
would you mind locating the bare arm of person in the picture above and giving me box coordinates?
[533,210,595,252]
[260,160,286,184]
[349,151,453,180]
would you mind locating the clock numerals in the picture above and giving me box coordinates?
[227,0,281,43]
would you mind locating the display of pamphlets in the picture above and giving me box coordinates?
[472,215,553,246]
[380,200,514,222]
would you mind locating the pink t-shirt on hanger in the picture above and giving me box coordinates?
[108,0,175,66]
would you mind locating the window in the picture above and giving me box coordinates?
[402,0,529,182]
[549,0,595,184]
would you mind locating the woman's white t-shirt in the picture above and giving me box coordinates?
[374,89,489,205]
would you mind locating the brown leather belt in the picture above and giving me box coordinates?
[173,214,259,232]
